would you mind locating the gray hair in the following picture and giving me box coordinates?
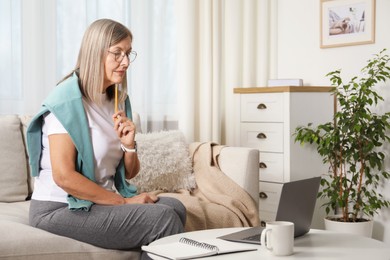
[60,19,133,104]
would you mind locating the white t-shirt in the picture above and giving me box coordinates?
[32,94,123,203]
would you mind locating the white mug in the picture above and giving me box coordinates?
[260,221,294,256]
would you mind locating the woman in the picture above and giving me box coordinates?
[26,19,186,258]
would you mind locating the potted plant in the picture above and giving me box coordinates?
[293,49,390,237]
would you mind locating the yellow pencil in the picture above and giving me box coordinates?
[115,84,118,113]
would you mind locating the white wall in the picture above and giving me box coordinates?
[276,0,390,244]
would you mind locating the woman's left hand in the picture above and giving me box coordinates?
[113,111,136,148]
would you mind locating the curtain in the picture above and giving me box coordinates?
[0,0,177,135]
[175,0,275,144]
[0,0,275,145]
[127,0,177,133]
[0,0,22,114]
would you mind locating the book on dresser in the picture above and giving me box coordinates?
[141,237,258,260]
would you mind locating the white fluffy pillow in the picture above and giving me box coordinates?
[130,130,196,193]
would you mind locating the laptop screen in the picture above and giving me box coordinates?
[275,177,321,237]
[217,177,321,244]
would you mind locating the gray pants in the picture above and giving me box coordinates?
[30,197,186,259]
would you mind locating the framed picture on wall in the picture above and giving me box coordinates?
[320,0,375,48]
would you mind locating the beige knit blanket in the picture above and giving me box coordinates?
[152,142,260,231]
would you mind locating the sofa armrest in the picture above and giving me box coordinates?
[218,147,259,205]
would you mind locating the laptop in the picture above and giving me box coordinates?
[218,176,321,245]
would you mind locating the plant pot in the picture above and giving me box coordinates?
[324,216,373,238]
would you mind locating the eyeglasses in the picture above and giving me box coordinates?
[107,50,137,63]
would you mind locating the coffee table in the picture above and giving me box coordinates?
[147,227,390,259]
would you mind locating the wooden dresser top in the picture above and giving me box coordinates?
[234,86,334,94]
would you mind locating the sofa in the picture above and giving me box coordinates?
[0,114,259,260]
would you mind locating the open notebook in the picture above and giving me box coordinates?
[142,237,258,260]
[218,177,321,244]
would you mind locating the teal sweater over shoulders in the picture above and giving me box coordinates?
[27,73,137,211]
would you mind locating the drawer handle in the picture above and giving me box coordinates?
[260,221,266,227]
[259,162,267,169]
[257,133,267,139]
[257,103,267,109]
[259,192,268,199]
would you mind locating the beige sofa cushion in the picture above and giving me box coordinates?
[0,201,140,260]
[0,115,29,202]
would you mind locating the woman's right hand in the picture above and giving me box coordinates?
[124,193,159,204]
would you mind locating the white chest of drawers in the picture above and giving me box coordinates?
[233,87,334,227]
